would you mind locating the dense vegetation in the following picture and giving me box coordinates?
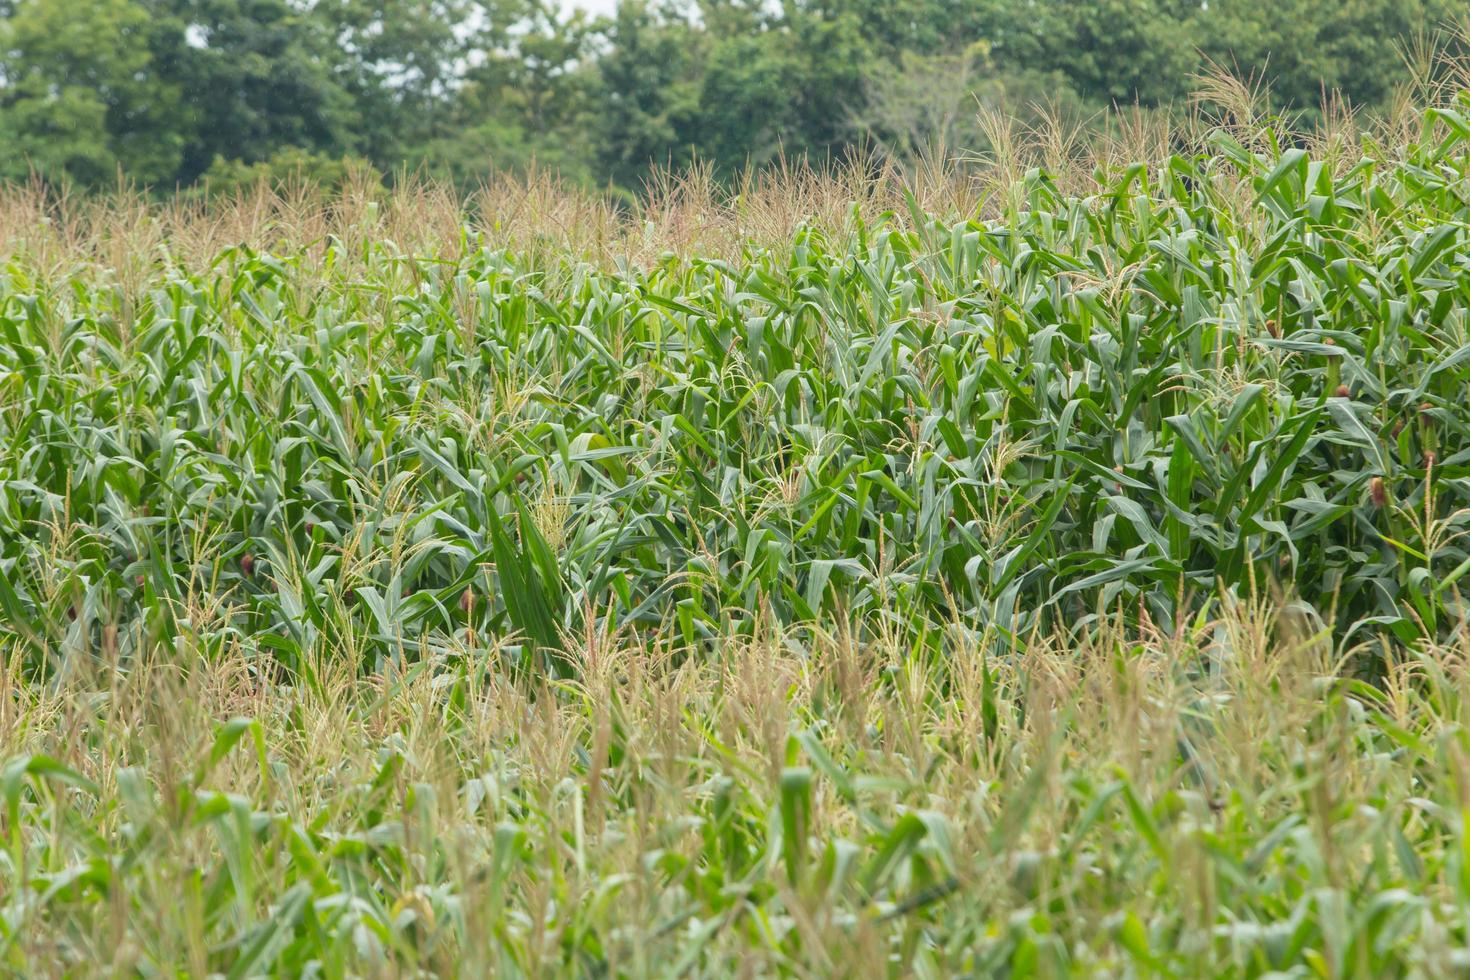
[2,85,1470,973]
[1,0,1467,194]
[6,96,1470,668]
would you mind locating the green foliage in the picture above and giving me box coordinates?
[591,2,704,189]
[1196,0,1467,112]
[0,0,183,185]
[979,0,1199,107]
[2,0,1461,193]
[319,0,533,166]
[5,108,1470,676]
[5,78,1470,980]
[412,8,598,189]
[196,147,377,197]
[158,0,362,184]
[2,553,1470,973]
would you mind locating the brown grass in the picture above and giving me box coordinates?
[3,56,1464,282]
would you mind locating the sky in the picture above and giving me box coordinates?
[566,0,619,14]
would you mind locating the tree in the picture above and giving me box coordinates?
[590,2,703,191]
[1196,0,1464,113]
[0,0,184,186]
[153,0,359,184]
[317,0,534,167]
[980,0,1198,109]
[683,31,797,172]
[194,145,376,196]
[416,1,598,187]
[857,44,992,163]
[1,0,1464,194]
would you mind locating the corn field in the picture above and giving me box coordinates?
[3,95,1470,975]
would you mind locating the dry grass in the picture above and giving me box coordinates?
[6,57,1470,977]
[1,56,1462,282]
[6,598,1469,976]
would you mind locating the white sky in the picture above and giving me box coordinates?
[564,0,619,14]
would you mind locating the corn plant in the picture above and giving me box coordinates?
[5,107,1470,672]
[3,95,1470,977]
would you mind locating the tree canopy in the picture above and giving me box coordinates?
[0,0,1462,193]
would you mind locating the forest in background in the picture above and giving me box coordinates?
[1,0,1466,196]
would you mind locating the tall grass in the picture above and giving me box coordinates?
[3,68,1470,975]
[6,100,1470,666]
[6,602,1470,974]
